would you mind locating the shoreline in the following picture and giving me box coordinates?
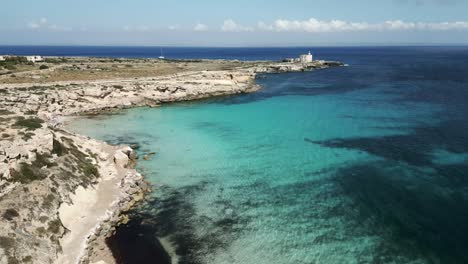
[54,127,149,264]
[0,57,343,264]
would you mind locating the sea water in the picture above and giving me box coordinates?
[68,46,468,264]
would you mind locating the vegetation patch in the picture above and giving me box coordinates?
[52,139,68,156]
[13,117,44,130]
[36,227,46,237]
[39,65,49,70]
[42,194,55,209]
[82,162,99,178]
[4,65,17,70]
[45,57,67,64]
[21,132,35,141]
[25,110,38,115]
[59,136,100,185]
[8,161,47,184]
[2,209,19,221]
[22,256,33,263]
[47,219,62,234]
[33,152,57,168]
[0,236,15,249]
[0,109,13,115]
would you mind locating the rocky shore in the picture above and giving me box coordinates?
[0,58,342,264]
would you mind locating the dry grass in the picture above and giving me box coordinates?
[0,57,248,84]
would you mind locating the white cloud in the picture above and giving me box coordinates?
[168,25,180,30]
[122,25,151,32]
[221,19,253,32]
[28,22,40,29]
[48,24,72,31]
[254,18,468,32]
[194,23,208,31]
[271,18,378,32]
[27,17,72,31]
[257,21,273,31]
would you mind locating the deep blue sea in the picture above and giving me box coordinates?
[1,45,369,61]
[54,46,468,264]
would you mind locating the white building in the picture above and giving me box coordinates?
[25,56,44,63]
[0,55,5,61]
[299,51,313,63]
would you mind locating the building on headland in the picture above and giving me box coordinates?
[0,55,5,61]
[25,56,44,63]
[299,51,313,63]
[283,51,313,64]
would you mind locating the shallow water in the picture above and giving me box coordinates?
[69,47,468,264]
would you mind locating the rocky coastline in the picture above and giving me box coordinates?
[0,58,342,264]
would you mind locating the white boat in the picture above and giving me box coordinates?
[158,48,165,59]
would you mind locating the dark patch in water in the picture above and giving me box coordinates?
[333,161,468,263]
[305,119,468,167]
[189,121,238,140]
[109,182,250,264]
[101,134,155,151]
[305,111,468,262]
[106,218,171,264]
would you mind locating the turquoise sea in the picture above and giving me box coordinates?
[67,47,468,264]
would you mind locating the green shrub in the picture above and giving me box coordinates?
[9,163,46,184]
[47,219,62,234]
[33,153,56,168]
[52,139,68,156]
[39,65,49,70]
[25,110,37,115]
[21,132,35,141]
[5,56,27,63]
[36,227,46,236]
[14,117,44,130]
[22,256,33,263]
[5,65,16,70]
[0,236,14,249]
[2,209,19,221]
[45,58,67,64]
[82,162,99,178]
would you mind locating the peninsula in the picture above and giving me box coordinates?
[0,56,342,264]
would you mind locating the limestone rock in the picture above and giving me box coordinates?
[113,151,129,168]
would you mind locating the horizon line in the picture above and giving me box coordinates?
[1,43,468,48]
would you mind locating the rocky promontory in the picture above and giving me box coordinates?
[0,57,343,264]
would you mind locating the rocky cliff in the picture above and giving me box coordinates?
[0,59,342,264]
[0,71,257,117]
[0,110,148,264]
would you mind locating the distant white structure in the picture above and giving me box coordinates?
[299,51,313,63]
[25,56,44,63]
[0,55,5,61]
[158,48,165,59]
[284,51,314,64]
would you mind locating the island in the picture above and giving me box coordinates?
[0,56,343,264]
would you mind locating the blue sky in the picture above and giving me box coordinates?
[2,0,468,46]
